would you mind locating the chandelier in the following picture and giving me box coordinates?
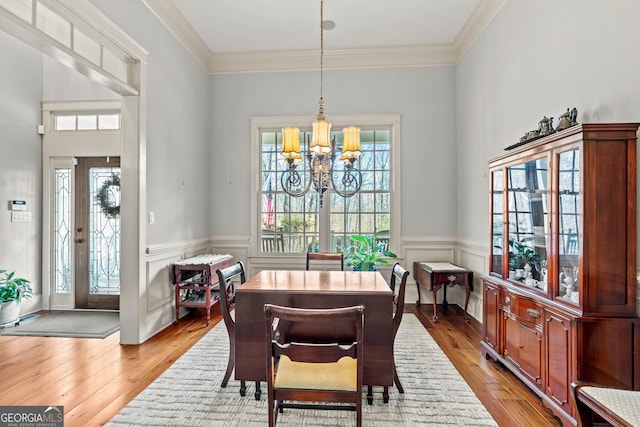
[280,0,362,208]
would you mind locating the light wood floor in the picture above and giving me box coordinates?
[0,304,562,427]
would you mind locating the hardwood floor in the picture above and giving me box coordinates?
[0,304,562,427]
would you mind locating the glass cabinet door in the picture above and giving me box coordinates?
[507,157,549,292]
[557,148,580,304]
[490,170,504,276]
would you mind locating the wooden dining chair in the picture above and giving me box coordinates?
[216,262,260,399]
[264,304,365,427]
[367,262,409,404]
[305,251,344,271]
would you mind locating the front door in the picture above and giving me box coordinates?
[74,157,121,309]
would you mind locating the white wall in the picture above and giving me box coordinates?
[456,0,640,311]
[0,31,43,314]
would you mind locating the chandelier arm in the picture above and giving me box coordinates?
[281,168,313,197]
[329,157,363,197]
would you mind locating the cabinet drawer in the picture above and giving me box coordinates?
[503,293,542,325]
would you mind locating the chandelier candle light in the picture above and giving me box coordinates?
[280,0,362,208]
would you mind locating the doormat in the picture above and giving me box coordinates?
[0,310,119,339]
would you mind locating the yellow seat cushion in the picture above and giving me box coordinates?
[274,355,357,391]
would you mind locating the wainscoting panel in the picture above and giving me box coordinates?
[142,238,215,341]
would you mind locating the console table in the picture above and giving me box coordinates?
[413,262,473,322]
[171,253,234,326]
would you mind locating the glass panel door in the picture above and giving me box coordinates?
[490,169,504,276]
[507,157,549,292]
[50,162,74,309]
[557,148,580,304]
[75,157,120,309]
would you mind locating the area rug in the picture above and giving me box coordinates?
[0,310,119,338]
[107,314,497,426]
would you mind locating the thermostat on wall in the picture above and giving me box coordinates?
[9,200,27,211]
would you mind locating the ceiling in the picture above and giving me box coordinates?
[144,0,505,74]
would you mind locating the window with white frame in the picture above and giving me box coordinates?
[255,115,400,255]
[54,113,120,131]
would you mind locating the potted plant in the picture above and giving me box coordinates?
[509,239,545,280]
[342,234,397,271]
[0,269,32,326]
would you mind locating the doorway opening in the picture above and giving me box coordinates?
[43,102,122,311]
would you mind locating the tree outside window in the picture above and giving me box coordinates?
[259,127,392,254]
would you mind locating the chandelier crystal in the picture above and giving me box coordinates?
[280,0,362,207]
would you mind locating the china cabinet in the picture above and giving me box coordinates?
[482,123,640,426]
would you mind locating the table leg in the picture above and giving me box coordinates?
[254,381,261,400]
[431,283,442,322]
[367,386,373,405]
[443,284,448,307]
[174,284,180,324]
[415,280,422,306]
[205,287,211,327]
[463,284,471,323]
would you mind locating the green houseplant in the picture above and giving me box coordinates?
[0,269,32,326]
[342,234,397,271]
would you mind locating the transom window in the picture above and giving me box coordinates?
[255,115,400,255]
[54,113,120,131]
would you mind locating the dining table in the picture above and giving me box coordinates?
[234,269,394,402]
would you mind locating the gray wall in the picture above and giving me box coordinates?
[456,0,640,259]
[209,67,458,239]
[0,31,43,313]
[90,0,213,246]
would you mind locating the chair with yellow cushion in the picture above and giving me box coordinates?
[264,304,364,427]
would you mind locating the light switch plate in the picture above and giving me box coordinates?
[11,211,32,222]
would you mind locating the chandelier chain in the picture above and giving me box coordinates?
[320,0,324,103]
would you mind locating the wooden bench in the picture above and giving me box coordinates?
[571,381,640,427]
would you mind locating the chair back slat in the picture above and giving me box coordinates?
[306,252,344,271]
[273,342,358,362]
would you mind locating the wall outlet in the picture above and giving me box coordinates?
[11,211,32,222]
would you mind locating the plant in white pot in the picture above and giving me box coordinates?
[342,234,397,271]
[0,269,32,326]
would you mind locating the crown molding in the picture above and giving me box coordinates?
[142,0,211,70]
[210,44,456,75]
[146,0,505,75]
[453,0,506,62]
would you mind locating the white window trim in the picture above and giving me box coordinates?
[250,113,402,258]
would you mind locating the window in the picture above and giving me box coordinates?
[253,114,400,255]
[54,113,121,131]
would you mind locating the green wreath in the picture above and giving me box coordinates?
[96,174,121,218]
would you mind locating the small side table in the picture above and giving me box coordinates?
[413,262,473,323]
[171,254,234,326]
